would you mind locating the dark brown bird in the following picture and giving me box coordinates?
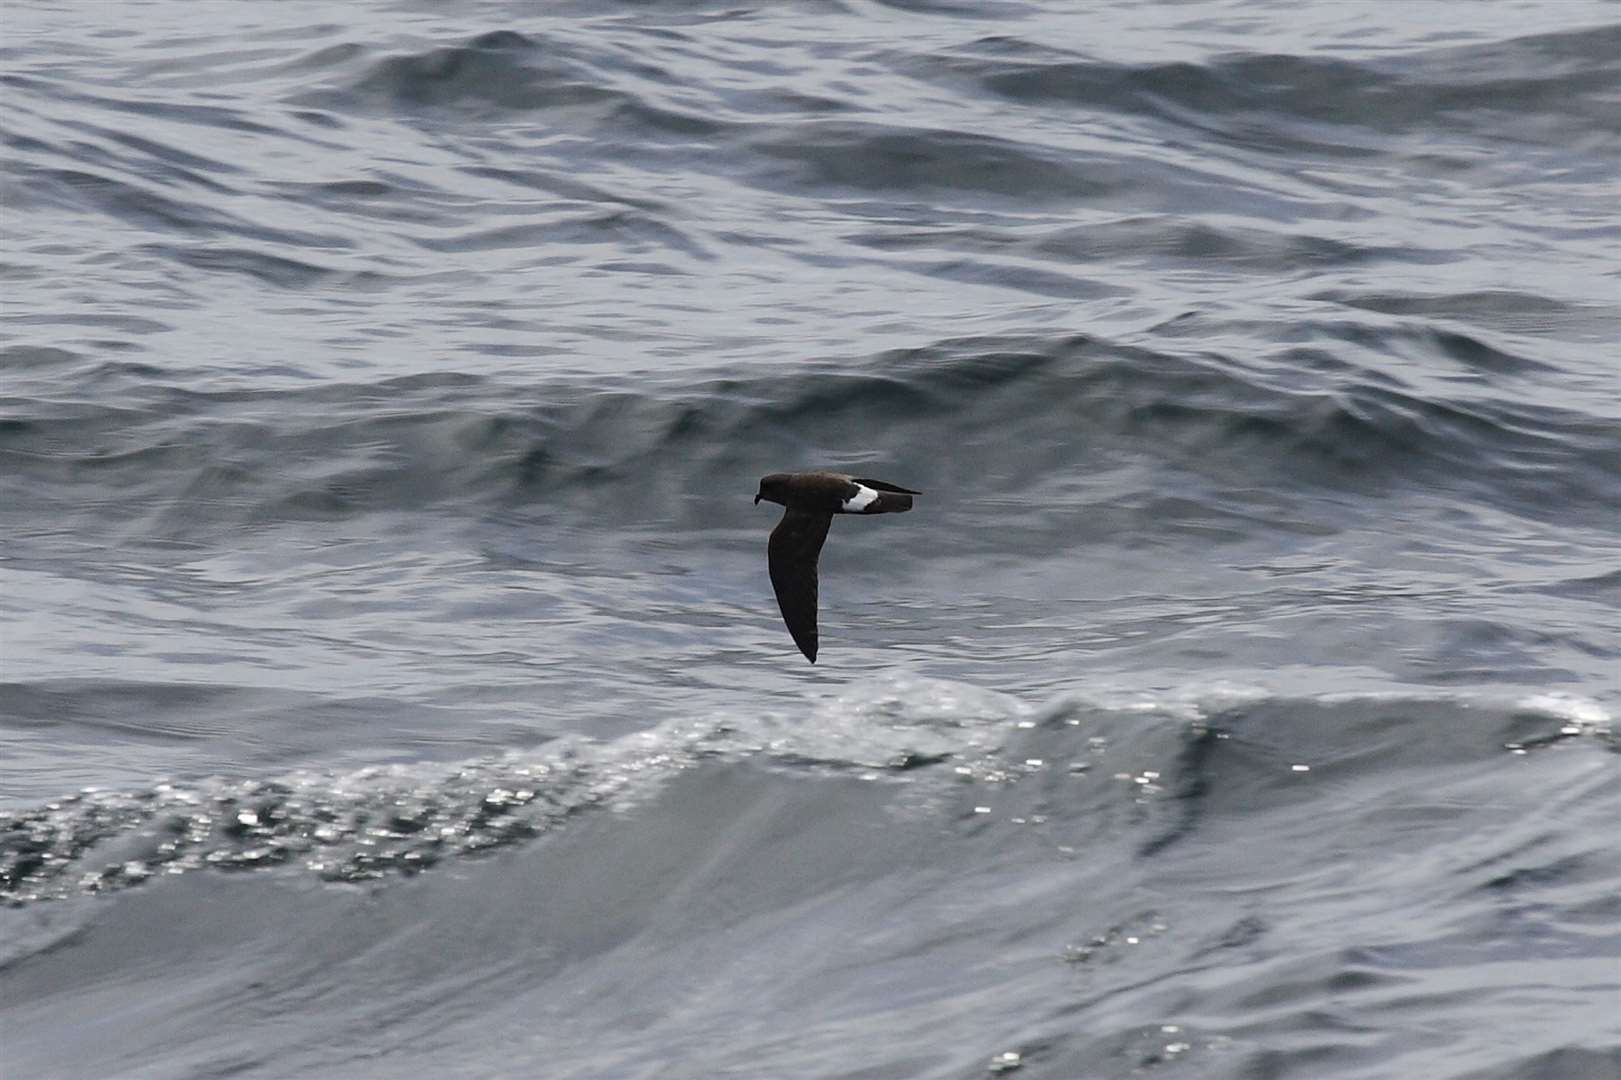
[754,471,920,663]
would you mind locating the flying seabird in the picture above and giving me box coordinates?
[754,471,920,663]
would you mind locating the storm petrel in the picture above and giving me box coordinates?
[754,471,920,663]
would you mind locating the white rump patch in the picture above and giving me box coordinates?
[842,483,879,512]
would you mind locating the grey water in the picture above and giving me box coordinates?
[2,1,1618,1077]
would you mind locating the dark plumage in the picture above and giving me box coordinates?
[754,471,920,663]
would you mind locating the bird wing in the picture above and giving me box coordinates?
[768,507,833,663]
[851,477,921,495]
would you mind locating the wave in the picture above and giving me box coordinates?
[0,675,1023,903]
[1,682,1607,906]
[294,29,723,140]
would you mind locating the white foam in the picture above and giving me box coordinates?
[842,483,879,512]
[1517,692,1610,729]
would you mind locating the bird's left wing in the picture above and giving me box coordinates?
[767,508,834,663]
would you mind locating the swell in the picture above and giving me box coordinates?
[1,333,1616,553]
[938,23,1621,149]
[299,22,1621,150]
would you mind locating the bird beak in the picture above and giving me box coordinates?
[753,493,761,505]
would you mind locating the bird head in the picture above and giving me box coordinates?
[755,473,791,507]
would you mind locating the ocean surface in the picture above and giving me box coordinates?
[2,1,1619,1077]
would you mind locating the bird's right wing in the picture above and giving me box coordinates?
[851,478,920,495]
[768,508,833,663]
[847,477,918,513]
